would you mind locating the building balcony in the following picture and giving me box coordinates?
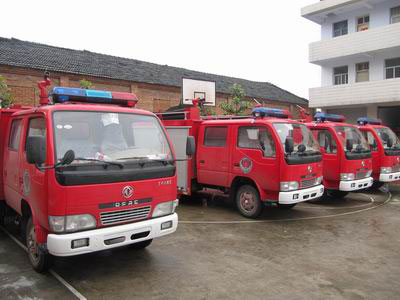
[309,78,400,108]
[302,0,386,24]
[309,22,400,64]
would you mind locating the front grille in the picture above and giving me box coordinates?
[393,165,400,172]
[356,171,368,179]
[301,178,318,189]
[100,206,151,226]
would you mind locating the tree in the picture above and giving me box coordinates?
[219,83,251,115]
[0,75,14,108]
[79,79,93,89]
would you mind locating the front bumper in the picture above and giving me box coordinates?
[47,213,178,257]
[339,177,373,191]
[379,172,400,182]
[279,185,324,204]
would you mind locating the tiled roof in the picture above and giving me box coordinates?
[0,37,307,105]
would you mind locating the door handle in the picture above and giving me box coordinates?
[234,163,240,167]
[199,160,205,164]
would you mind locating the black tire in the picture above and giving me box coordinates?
[371,181,385,190]
[326,190,349,199]
[26,217,53,273]
[129,239,153,250]
[0,201,6,226]
[278,203,297,210]
[236,185,263,218]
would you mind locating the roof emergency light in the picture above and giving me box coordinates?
[314,112,345,123]
[357,117,382,125]
[51,87,138,107]
[252,107,290,119]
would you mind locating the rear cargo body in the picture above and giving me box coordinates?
[159,105,324,218]
[357,123,400,183]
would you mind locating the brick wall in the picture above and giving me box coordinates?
[0,65,307,116]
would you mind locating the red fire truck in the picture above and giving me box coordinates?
[356,117,400,188]
[301,112,373,199]
[158,102,324,218]
[0,75,182,272]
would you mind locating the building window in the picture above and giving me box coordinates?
[333,20,348,37]
[385,58,400,79]
[391,6,400,24]
[356,62,369,82]
[357,16,369,31]
[204,127,227,147]
[334,66,348,85]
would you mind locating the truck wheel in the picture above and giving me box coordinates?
[129,239,153,250]
[236,185,263,218]
[326,190,349,199]
[278,203,297,210]
[0,202,6,226]
[26,217,53,273]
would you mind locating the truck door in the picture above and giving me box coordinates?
[312,128,339,188]
[4,118,24,212]
[197,126,230,187]
[232,125,279,193]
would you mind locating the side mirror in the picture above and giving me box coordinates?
[186,136,196,156]
[285,136,294,154]
[60,150,75,166]
[26,136,46,166]
[346,139,354,151]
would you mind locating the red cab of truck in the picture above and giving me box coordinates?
[356,117,400,186]
[0,81,179,272]
[158,104,324,218]
[303,112,373,199]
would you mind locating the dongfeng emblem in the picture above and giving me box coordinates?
[240,157,253,174]
[308,165,313,173]
[361,161,366,167]
[122,186,133,199]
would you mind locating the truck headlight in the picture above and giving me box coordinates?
[366,170,372,177]
[280,181,299,192]
[49,214,96,233]
[340,173,355,181]
[152,200,179,218]
[380,167,392,174]
[316,176,323,185]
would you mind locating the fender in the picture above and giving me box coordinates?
[22,200,49,244]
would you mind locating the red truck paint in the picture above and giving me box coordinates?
[0,79,178,272]
[303,120,373,197]
[357,123,400,184]
[158,103,324,218]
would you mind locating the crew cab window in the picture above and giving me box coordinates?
[361,131,378,152]
[312,129,337,154]
[204,127,227,147]
[26,118,46,163]
[238,126,276,157]
[8,119,22,151]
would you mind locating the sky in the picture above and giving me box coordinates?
[1,0,320,99]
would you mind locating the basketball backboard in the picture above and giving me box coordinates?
[182,78,216,106]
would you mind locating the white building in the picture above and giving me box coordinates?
[302,0,400,134]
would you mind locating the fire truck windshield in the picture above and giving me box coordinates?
[273,123,320,154]
[335,126,369,152]
[53,111,172,164]
[374,127,400,150]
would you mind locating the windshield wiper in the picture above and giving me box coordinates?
[73,157,124,169]
[117,156,174,167]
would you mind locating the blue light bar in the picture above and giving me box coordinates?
[252,107,289,119]
[357,117,382,125]
[86,89,112,99]
[314,112,345,123]
[51,87,112,104]
[52,87,86,97]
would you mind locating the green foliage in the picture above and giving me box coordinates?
[79,79,93,89]
[219,83,251,115]
[0,75,14,108]
[200,105,216,116]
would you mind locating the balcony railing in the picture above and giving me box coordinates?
[309,78,400,108]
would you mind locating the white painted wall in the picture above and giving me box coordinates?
[320,0,399,40]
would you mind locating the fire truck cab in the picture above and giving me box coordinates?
[356,117,400,186]
[0,82,179,272]
[159,104,324,218]
[304,113,373,198]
